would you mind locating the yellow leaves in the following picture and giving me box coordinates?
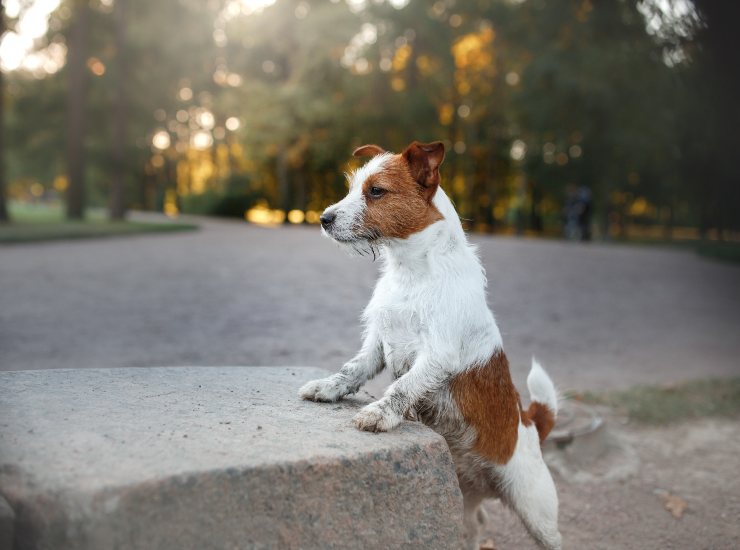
[392,44,412,72]
[216,143,230,161]
[576,0,594,23]
[456,78,471,96]
[439,103,454,126]
[150,154,165,168]
[415,55,435,76]
[452,28,496,98]
[53,175,68,192]
[610,193,656,218]
[391,77,406,92]
[453,174,466,195]
[245,204,285,225]
[657,491,688,519]
[287,135,310,168]
[493,204,506,221]
[452,28,495,71]
[629,197,654,217]
[164,189,179,217]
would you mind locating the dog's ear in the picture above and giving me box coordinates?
[353,144,386,157]
[402,141,445,201]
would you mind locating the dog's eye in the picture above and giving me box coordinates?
[369,186,386,198]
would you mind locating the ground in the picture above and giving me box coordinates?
[484,414,740,550]
[1,214,738,393]
[1,214,739,549]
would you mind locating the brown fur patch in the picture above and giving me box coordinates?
[353,144,386,157]
[450,350,521,464]
[361,154,443,239]
[522,401,555,444]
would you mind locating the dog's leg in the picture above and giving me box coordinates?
[353,355,448,432]
[299,329,384,402]
[500,428,562,550]
[462,490,486,550]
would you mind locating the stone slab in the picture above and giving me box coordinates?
[0,495,13,550]
[0,367,463,550]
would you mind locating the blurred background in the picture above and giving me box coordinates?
[1,0,739,380]
[1,0,739,244]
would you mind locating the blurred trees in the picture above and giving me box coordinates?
[108,0,127,220]
[0,0,8,222]
[65,0,90,219]
[677,0,740,238]
[2,0,738,238]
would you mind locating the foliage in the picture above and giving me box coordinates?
[3,0,739,237]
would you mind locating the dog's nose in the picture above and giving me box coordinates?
[320,211,336,228]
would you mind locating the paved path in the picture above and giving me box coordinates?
[1,215,738,391]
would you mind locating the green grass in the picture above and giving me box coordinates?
[695,241,740,263]
[0,202,198,244]
[571,378,740,425]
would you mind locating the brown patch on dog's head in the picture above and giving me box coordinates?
[353,144,386,157]
[355,140,445,240]
[402,141,445,202]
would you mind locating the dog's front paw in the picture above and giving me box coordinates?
[353,402,402,433]
[298,377,346,402]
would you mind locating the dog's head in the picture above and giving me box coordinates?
[320,140,445,254]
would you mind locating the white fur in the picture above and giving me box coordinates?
[320,153,394,246]
[528,358,559,415]
[299,155,561,549]
[497,424,561,549]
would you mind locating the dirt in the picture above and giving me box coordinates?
[2,215,739,394]
[483,414,740,549]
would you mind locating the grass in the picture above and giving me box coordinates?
[571,378,740,425]
[695,240,740,263]
[0,202,198,244]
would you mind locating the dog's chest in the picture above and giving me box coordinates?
[372,278,430,377]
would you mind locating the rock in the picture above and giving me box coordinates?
[0,495,14,550]
[0,367,463,549]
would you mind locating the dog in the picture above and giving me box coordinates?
[299,141,561,550]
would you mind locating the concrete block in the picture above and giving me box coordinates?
[0,495,14,550]
[0,367,463,549]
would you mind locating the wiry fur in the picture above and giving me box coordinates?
[300,143,561,549]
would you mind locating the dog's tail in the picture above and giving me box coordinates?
[524,358,558,443]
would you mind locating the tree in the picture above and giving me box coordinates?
[65,0,90,220]
[0,0,9,223]
[109,0,127,220]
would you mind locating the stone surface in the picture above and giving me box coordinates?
[0,367,463,550]
[0,496,13,550]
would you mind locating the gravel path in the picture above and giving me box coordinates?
[486,415,740,549]
[1,215,739,391]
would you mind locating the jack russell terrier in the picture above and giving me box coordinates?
[299,141,561,550]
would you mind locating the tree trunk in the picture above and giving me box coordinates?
[0,1,9,223]
[109,0,128,220]
[66,0,90,220]
[277,149,291,223]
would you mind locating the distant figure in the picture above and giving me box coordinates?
[563,184,580,240]
[577,186,593,241]
[563,184,593,241]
